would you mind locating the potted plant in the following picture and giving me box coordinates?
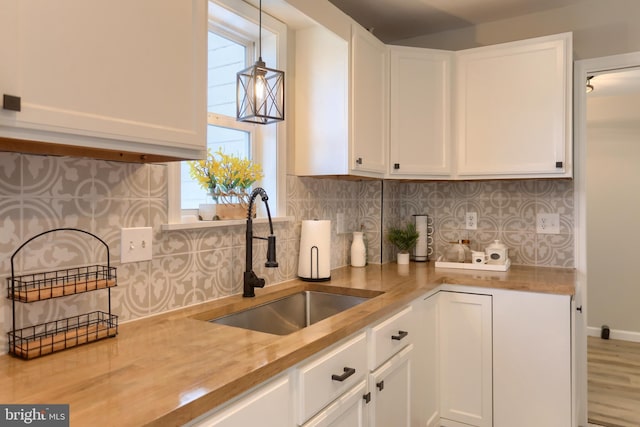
[187,149,264,220]
[386,222,420,264]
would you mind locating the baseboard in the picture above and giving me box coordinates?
[587,326,640,343]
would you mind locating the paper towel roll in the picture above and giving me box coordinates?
[298,220,331,281]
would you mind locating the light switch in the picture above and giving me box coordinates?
[121,227,153,263]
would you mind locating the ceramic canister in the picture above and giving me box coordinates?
[485,240,508,265]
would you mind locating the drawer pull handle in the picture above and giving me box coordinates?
[376,380,384,391]
[331,367,356,382]
[363,392,371,404]
[391,330,408,341]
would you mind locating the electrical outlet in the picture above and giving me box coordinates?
[536,213,560,234]
[465,212,477,230]
[121,227,153,263]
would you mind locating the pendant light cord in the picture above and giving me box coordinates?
[258,0,262,62]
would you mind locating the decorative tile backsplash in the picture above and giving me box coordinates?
[0,152,574,354]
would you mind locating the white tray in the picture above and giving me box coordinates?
[434,256,511,272]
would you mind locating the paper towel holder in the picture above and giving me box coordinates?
[300,245,331,282]
[298,219,331,281]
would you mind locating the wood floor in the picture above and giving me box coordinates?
[588,336,640,427]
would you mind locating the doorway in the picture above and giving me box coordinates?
[575,53,640,427]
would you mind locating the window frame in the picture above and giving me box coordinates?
[166,0,287,227]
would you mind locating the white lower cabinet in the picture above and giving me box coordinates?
[414,293,439,427]
[368,344,413,427]
[296,332,368,425]
[439,291,492,427]
[302,381,367,427]
[186,374,291,427]
[188,288,572,427]
[492,289,571,426]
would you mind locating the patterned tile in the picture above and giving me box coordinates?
[0,153,576,355]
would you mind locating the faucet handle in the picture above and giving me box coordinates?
[265,235,278,268]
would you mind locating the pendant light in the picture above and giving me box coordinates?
[236,0,285,124]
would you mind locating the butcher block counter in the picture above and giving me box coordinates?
[0,262,575,426]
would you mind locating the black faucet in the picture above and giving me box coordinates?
[243,187,278,297]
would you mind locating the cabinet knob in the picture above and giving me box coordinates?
[394,163,400,170]
[331,366,356,382]
[3,94,21,112]
[376,381,384,391]
[391,330,408,341]
[355,157,363,165]
[363,392,371,404]
[555,161,563,168]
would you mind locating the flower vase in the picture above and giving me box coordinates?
[351,232,366,267]
[198,204,217,221]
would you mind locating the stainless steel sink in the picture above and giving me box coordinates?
[209,290,372,335]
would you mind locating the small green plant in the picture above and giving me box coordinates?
[386,222,420,253]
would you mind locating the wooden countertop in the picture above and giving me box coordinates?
[0,263,575,426]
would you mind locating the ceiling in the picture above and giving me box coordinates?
[327,0,584,43]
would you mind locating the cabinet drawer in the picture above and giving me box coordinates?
[297,332,367,424]
[368,306,413,370]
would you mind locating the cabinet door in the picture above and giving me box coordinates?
[389,47,452,177]
[492,290,571,427]
[294,25,349,176]
[455,33,572,178]
[369,344,413,427]
[439,291,492,427]
[303,381,367,427]
[0,0,206,159]
[187,375,291,427]
[412,293,440,427]
[351,24,387,176]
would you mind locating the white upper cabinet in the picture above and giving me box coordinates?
[293,0,571,180]
[0,0,207,161]
[389,47,452,177]
[294,21,387,178]
[455,33,572,178]
[351,24,388,176]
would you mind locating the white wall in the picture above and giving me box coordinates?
[395,0,640,60]
[586,91,640,336]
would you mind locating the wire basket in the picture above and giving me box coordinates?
[7,228,118,359]
[7,311,118,360]
[7,265,117,302]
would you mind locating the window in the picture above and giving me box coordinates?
[167,0,286,224]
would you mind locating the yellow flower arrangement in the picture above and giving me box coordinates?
[188,148,264,206]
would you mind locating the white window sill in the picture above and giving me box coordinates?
[161,216,295,231]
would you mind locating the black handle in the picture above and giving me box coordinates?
[355,157,363,165]
[394,163,400,170]
[331,367,356,382]
[556,161,563,168]
[391,330,408,341]
[576,305,582,313]
[363,392,371,404]
[376,381,384,391]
